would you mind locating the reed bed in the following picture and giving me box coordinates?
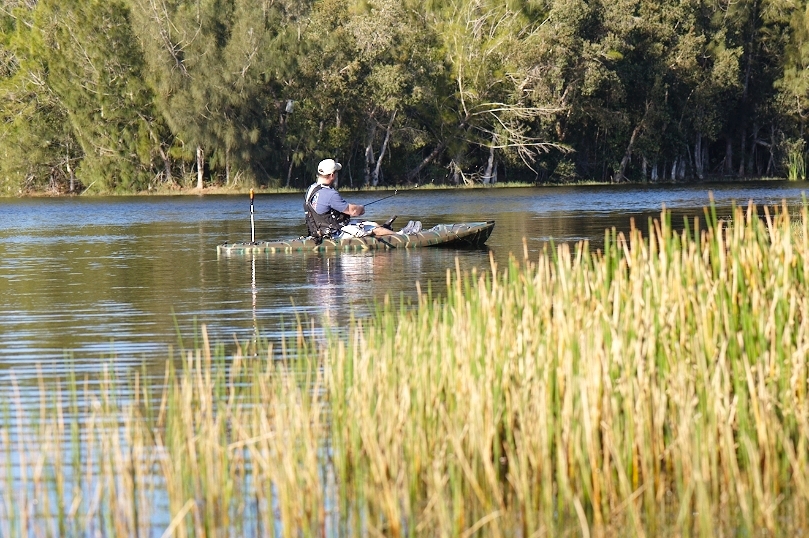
[3,201,809,536]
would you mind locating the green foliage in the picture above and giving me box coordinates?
[0,4,77,193]
[775,1,809,134]
[1,0,809,194]
[128,0,309,188]
[32,0,165,192]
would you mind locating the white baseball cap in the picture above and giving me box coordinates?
[317,158,342,175]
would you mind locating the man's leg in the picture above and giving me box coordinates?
[370,226,398,237]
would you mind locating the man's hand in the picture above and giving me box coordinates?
[346,203,365,217]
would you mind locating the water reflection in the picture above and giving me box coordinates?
[306,253,359,320]
[308,251,422,317]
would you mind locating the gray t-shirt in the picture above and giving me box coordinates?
[307,184,349,214]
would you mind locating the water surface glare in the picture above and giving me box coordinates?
[1,181,807,383]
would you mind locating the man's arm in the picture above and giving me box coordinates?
[346,203,365,217]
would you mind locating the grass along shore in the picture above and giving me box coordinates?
[12,175,790,198]
[3,201,809,536]
[15,179,541,197]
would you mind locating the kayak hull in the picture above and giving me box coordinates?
[217,221,495,255]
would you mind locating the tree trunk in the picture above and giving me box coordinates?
[482,133,496,184]
[225,147,231,186]
[159,145,172,185]
[371,111,396,186]
[405,141,446,183]
[702,141,709,177]
[286,139,301,188]
[618,102,651,181]
[766,124,775,176]
[618,122,643,181]
[364,121,376,186]
[196,145,204,189]
[738,127,746,177]
[724,136,733,176]
[66,149,75,193]
[694,133,704,180]
[748,124,758,175]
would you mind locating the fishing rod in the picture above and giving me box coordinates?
[363,181,429,207]
[249,188,255,243]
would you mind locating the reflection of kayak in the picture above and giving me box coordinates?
[218,221,495,255]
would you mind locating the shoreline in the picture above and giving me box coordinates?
[3,176,794,198]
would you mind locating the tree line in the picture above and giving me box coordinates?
[1,0,809,195]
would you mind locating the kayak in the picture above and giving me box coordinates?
[217,221,495,255]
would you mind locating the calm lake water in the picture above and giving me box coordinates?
[1,181,808,386]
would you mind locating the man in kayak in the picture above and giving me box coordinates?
[304,158,419,241]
